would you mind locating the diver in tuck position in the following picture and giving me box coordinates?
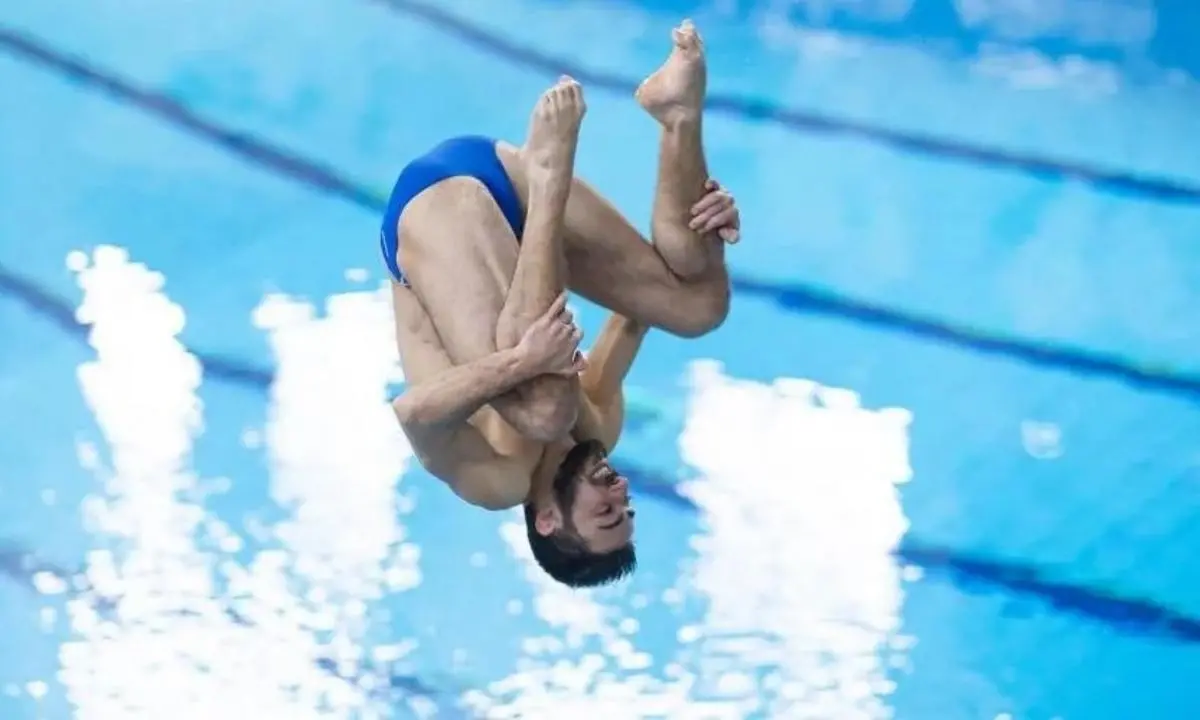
[382,20,741,588]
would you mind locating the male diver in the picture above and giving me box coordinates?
[384,21,740,587]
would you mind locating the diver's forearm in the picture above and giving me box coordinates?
[581,314,648,401]
[393,347,535,430]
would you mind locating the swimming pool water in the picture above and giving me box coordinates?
[1,0,1198,717]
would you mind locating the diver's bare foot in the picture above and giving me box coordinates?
[635,19,706,128]
[524,76,586,187]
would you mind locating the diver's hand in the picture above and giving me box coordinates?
[516,293,587,376]
[689,178,740,243]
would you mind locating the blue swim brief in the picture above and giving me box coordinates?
[379,136,525,284]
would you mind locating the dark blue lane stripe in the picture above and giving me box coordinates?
[2,25,1197,402]
[0,28,378,212]
[375,0,1200,204]
[2,26,1199,643]
[896,538,1200,644]
[740,278,1200,401]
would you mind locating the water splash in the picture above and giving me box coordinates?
[463,519,691,718]
[253,287,420,707]
[56,248,420,718]
[676,360,912,718]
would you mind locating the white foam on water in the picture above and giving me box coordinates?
[61,246,332,718]
[57,249,417,719]
[675,360,912,719]
[253,286,414,600]
[462,519,694,719]
[252,287,420,704]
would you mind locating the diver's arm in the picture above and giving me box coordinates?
[575,314,650,450]
[392,348,536,434]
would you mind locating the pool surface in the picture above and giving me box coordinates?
[2,0,1199,718]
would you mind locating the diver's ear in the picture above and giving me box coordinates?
[534,505,561,537]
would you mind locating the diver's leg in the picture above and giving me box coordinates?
[561,20,729,337]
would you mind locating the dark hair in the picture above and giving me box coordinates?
[524,440,637,588]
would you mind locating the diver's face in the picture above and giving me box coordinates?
[564,453,634,553]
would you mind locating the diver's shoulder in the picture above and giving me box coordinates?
[424,435,542,512]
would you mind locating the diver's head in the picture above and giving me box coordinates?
[524,439,636,587]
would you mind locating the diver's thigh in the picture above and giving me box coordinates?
[400,177,520,362]
[562,175,726,336]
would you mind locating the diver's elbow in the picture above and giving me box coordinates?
[391,395,415,425]
[392,394,436,434]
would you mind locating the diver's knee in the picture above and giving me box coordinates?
[664,281,730,339]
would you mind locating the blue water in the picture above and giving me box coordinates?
[2,0,1199,717]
